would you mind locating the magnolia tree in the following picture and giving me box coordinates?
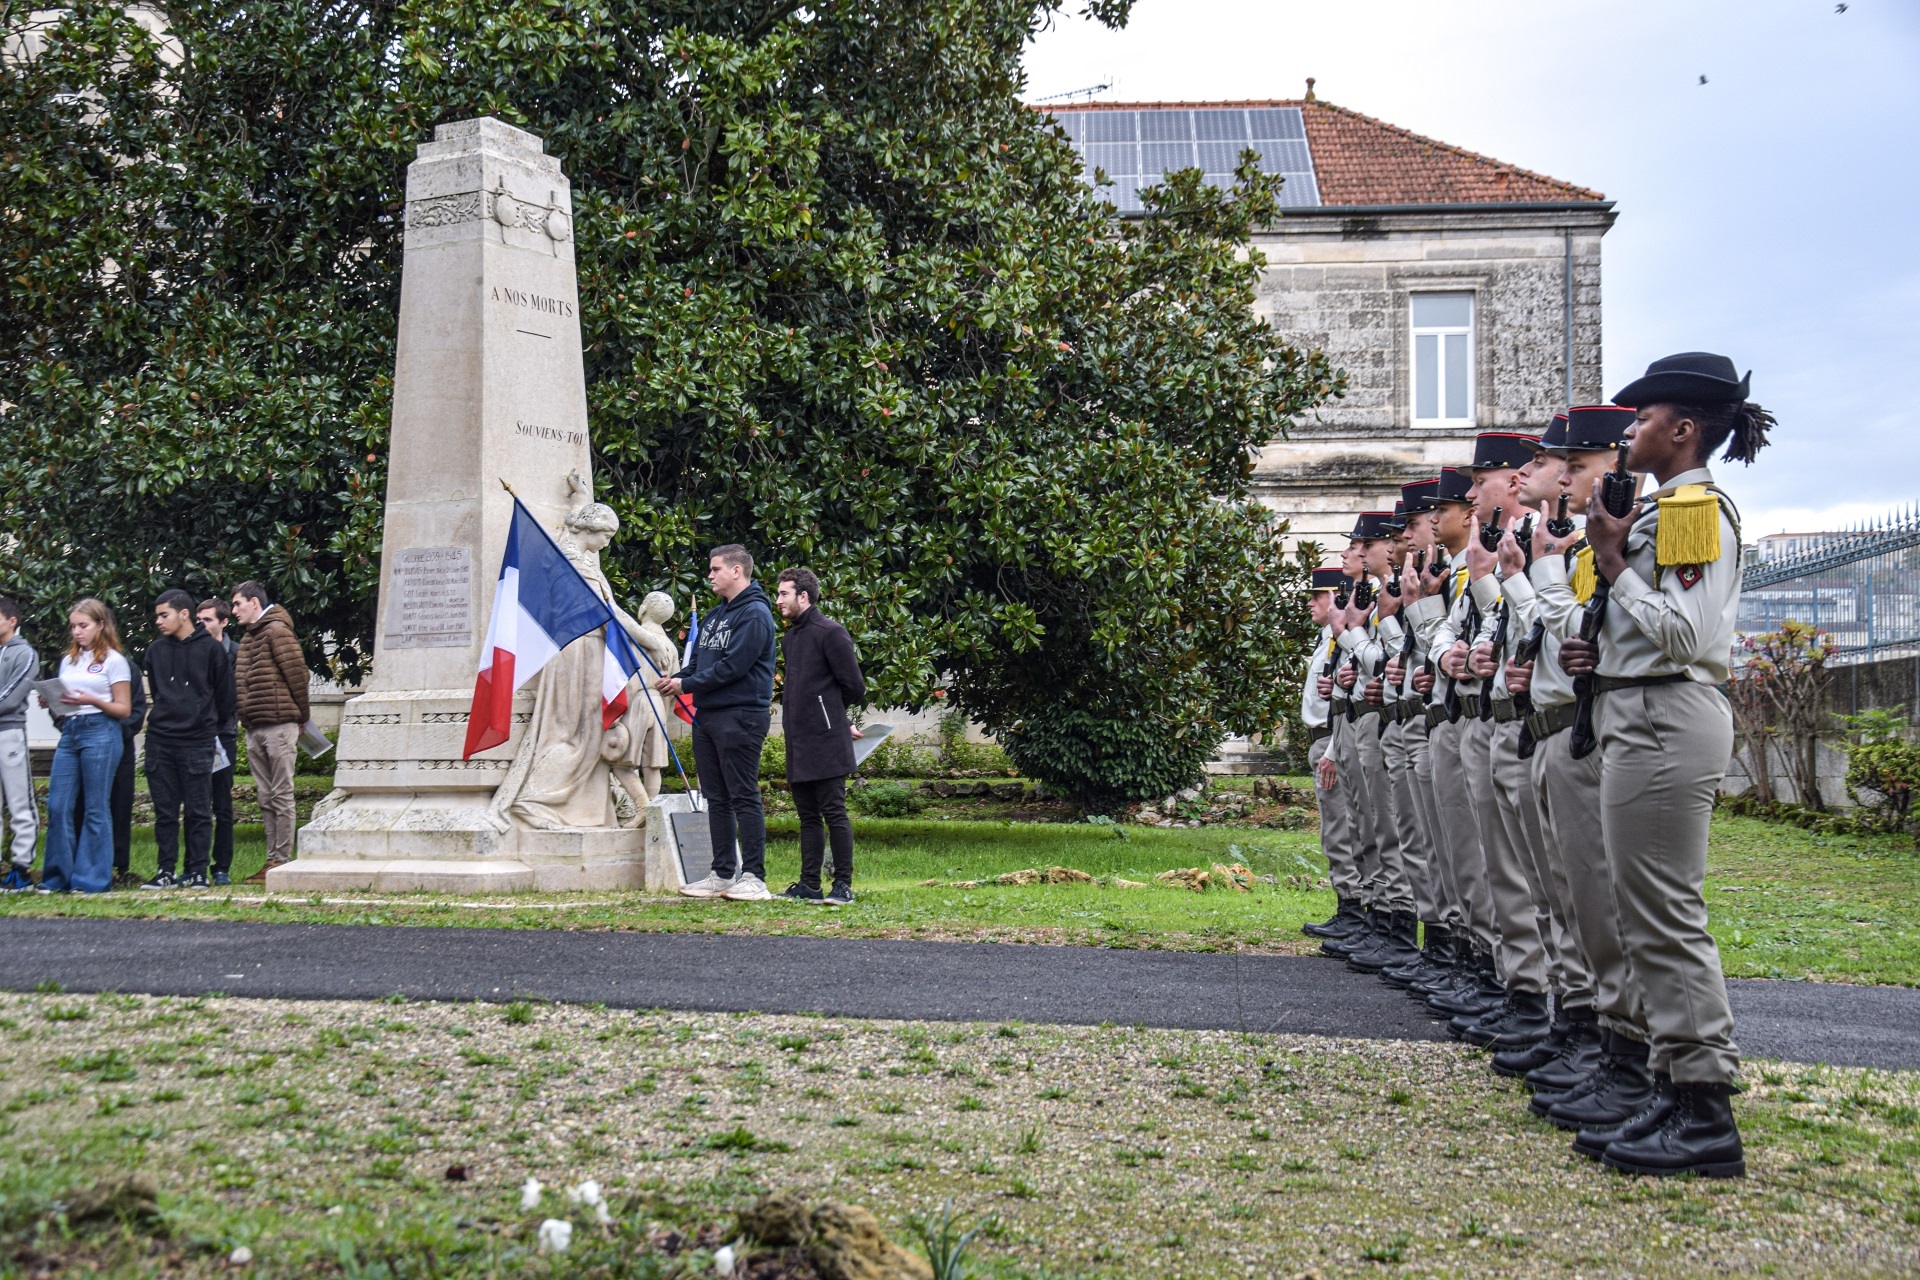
[0,0,1340,800]
[1729,621,1836,811]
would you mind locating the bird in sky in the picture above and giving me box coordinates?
[1699,74,1709,85]
[1835,3,1848,12]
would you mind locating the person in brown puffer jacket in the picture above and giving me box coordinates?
[230,582,310,872]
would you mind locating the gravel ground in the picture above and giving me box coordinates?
[3,992,1917,1278]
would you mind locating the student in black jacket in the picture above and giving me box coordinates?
[140,589,235,889]
[773,568,867,904]
[655,545,777,901]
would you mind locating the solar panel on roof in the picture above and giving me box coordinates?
[1046,106,1320,213]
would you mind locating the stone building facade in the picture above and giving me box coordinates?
[1049,93,1617,550]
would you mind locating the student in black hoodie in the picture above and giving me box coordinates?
[655,544,777,901]
[141,589,234,890]
[773,568,867,905]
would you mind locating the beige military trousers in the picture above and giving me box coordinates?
[1330,710,1382,898]
[1481,718,1552,993]
[1535,724,1642,1033]
[1353,709,1413,912]
[1597,683,1740,1083]
[1309,732,1360,900]
[1429,714,1497,953]
[1413,713,1464,931]
[1383,715,1438,921]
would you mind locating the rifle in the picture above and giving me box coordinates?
[1398,552,1423,703]
[1569,444,1638,759]
[1344,577,1377,721]
[1545,493,1574,539]
[1332,575,1355,722]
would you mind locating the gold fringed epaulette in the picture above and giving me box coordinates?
[1570,544,1596,604]
[1656,484,1724,566]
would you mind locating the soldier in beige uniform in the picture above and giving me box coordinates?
[1443,434,1549,1032]
[1514,409,1661,1135]
[1559,352,1775,1179]
[1330,512,1423,970]
[1410,468,1504,1018]
[1301,567,1364,940]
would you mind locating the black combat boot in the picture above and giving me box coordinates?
[1603,1082,1745,1179]
[1380,922,1448,988]
[1460,989,1551,1049]
[1348,911,1421,973]
[1545,1033,1657,1131]
[1303,896,1366,939]
[1573,1074,1674,1160]
[1407,934,1470,998]
[1525,1016,1605,1094]
[1320,907,1384,958]
[1493,1006,1593,1079]
[1428,950,1501,1018]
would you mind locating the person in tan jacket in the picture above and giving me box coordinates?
[230,582,309,872]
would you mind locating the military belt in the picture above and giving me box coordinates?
[1593,673,1696,695]
[1425,704,1449,730]
[1525,701,1579,742]
[1308,722,1333,745]
[1457,693,1482,719]
[1491,698,1521,724]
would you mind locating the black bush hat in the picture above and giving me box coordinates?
[1560,405,1635,452]
[1612,352,1750,407]
[1434,467,1474,504]
[1401,478,1440,514]
[1469,432,1540,472]
[1310,566,1346,591]
[1351,511,1397,540]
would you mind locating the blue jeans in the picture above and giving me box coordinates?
[43,714,123,893]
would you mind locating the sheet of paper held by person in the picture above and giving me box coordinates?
[851,722,893,769]
[299,720,335,758]
[32,678,76,718]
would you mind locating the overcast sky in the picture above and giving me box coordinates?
[1023,0,1920,537]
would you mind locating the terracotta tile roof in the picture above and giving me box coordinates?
[1041,97,1605,208]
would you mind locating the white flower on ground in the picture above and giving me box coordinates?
[594,1200,613,1226]
[565,1179,602,1207]
[520,1177,543,1211]
[713,1244,736,1276]
[537,1219,573,1254]
[228,1245,254,1266]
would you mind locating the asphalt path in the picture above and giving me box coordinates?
[2,917,1915,1070]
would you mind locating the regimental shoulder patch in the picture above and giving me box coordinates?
[1675,564,1703,590]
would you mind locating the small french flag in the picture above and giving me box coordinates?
[462,499,642,759]
[672,607,699,725]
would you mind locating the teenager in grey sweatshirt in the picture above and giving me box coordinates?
[0,598,41,886]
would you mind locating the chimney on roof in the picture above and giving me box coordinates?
[1304,77,1317,101]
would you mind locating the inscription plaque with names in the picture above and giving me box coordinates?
[385,546,473,649]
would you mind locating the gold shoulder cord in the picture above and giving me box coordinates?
[1652,485,1742,587]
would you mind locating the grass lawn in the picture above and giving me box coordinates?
[7,810,1920,985]
[2,992,1916,1278]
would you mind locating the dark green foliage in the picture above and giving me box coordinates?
[1,0,1337,796]
[847,781,923,818]
[1845,739,1920,841]
[1003,703,1214,806]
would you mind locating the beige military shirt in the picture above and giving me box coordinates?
[1598,466,1742,684]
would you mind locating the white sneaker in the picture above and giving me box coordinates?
[679,873,735,898]
[722,873,773,902]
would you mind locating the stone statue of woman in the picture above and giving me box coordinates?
[487,470,670,831]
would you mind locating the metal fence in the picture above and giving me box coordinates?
[1740,505,1920,665]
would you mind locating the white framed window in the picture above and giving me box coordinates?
[1411,291,1474,425]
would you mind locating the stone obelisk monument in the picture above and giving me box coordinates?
[272,118,652,892]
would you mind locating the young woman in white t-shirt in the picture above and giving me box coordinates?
[37,599,131,894]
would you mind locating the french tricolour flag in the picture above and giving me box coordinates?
[462,499,642,760]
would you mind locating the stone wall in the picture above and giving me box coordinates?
[1248,205,1614,548]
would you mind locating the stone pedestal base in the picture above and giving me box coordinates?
[269,781,703,895]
